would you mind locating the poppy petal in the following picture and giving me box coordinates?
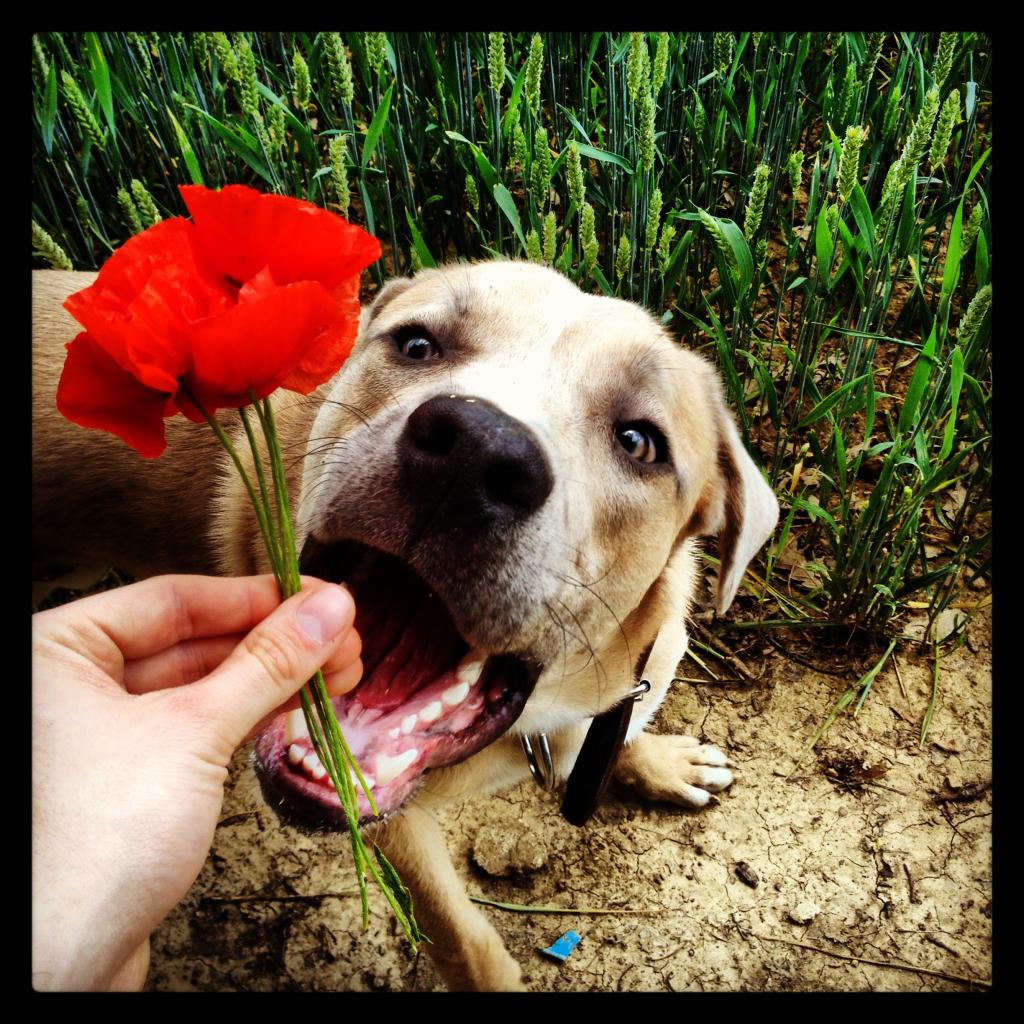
[185,280,339,408]
[62,218,232,391]
[55,333,171,458]
[279,276,363,394]
[180,185,381,290]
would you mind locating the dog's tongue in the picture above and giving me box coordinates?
[255,540,537,826]
[354,577,465,712]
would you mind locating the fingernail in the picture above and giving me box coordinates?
[297,586,352,645]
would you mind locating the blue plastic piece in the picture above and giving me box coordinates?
[540,930,582,962]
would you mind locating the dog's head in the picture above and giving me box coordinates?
[254,262,777,824]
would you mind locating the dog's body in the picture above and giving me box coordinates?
[33,263,778,991]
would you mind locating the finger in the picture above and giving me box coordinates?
[123,626,362,696]
[122,635,244,694]
[325,626,362,690]
[323,649,364,699]
[37,574,340,675]
[181,583,356,751]
[245,628,363,728]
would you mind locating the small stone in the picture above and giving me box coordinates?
[735,861,759,888]
[472,823,549,877]
[928,608,967,643]
[789,900,821,925]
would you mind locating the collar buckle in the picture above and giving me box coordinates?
[521,680,652,825]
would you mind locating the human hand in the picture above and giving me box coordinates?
[32,574,361,991]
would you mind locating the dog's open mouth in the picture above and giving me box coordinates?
[254,538,539,827]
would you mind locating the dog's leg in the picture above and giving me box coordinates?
[614,550,734,808]
[375,801,525,992]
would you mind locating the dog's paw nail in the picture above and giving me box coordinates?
[679,783,712,807]
[696,745,729,767]
[697,766,734,792]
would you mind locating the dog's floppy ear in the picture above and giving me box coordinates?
[698,404,780,616]
[360,275,418,333]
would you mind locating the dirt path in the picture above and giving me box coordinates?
[147,608,991,992]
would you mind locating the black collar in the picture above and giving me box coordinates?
[521,681,650,826]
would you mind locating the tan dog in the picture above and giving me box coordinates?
[32,262,778,991]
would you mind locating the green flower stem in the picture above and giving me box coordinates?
[253,396,299,590]
[181,383,420,947]
[238,406,281,573]
[177,381,282,591]
[249,393,422,947]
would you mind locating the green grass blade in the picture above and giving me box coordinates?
[800,687,856,762]
[941,199,964,304]
[405,208,437,268]
[167,109,204,186]
[502,66,525,140]
[184,103,274,183]
[796,373,871,429]
[85,32,115,137]
[591,265,614,297]
[715,216,754,299]
[815,209,834,286]
[919,645,940,747]
[41,61,58,155]
[792,495,839,532]
[849,184,875,261]
[898,324,938,435]
[938,347,965,461]
[576,142,634,174]
[853,638,898,716]
[361,81,394,168]
[493,183,527,252]
[975,226,989,287]
[962,146,991,195]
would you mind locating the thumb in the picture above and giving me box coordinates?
[186,582,356,752]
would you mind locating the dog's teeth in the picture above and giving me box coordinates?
[457,657,485,687]
[283,708,309,744]
[375,749,419,786]
[288,743,305,766]
[401,714,418,734]
[419,700,443,723]
[303,752,326,780]
[442,680,470,707]
[353,771,376,791]
[388,727,401,739]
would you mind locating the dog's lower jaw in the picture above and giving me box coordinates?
[375,803,526,992]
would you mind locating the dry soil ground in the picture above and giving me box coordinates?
[145,603,992,992]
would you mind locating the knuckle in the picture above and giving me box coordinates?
[244,627,302,694]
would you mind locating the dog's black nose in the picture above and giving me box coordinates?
[398,395,553,529]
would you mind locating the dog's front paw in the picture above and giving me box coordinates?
[614,732,733,807]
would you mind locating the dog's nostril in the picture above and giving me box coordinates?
[483,457,551,511]
[409,409,458,457]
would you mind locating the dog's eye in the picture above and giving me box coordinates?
[395,328,441,361]
[616,424,665,464]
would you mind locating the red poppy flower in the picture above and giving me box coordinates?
[56,185,380,457]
